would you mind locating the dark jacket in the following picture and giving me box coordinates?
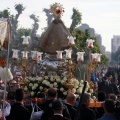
[112,84,119,95]
[6,102,30,120]
[77,104,96,120]
[64,103,77,120]
[49,115,70,120]
[41,99,71,120]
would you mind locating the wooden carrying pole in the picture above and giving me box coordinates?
[3,19,11,110]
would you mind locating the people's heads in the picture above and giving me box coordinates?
[103,99,115,114]
[106,74,112,80]
[7,91,15,100]
[108,94,117,101]
[15,88,24,102]
[52,99,64,114]
[46,88,57,99]
[81,93,91,106]
[97,91,106,101]
[66,92,76,106]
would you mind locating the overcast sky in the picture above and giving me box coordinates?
[1,0,120,52]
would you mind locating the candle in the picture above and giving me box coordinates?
[12,49,19,59]
[56,51,63,60]
[37,52,43,62]
[86,39,95,49]
[65,49,72,59]
[76,52,85,61]
[67,36,76,45]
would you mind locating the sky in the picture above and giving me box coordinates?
[1,0,120,52]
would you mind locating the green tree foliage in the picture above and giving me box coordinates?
[0,9,10,18]
[70,8,82,34]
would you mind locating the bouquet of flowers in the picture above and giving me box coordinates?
[24,74,95,99]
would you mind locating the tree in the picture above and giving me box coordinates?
[43,8,53,27]
[11,4,25,37]
[0,8,10,18]
[29,14,39,49]
[70,8,82,34]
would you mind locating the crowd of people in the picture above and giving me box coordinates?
[0,66,120,120]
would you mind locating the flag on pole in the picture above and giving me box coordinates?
[0,18,11,50]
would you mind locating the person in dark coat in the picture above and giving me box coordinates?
[77,93,96,120]
[98,99,116,120]
[41,88,70,120]
[49,99,70,120]
[112,79,119,95]
[96,91,106,119]
[64,93,77,120]
[6,88,31,120]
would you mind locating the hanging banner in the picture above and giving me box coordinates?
[0,20,7,46]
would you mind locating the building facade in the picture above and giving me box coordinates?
[111,35,120,53]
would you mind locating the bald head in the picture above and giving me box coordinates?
[66,92,76,106]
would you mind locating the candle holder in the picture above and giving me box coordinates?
[12,36,43,88]
[85,39,102,88]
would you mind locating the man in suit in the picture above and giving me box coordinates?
[77,93,96,120]
[41,88,70,120]
[49,99,70,120]
[64,93,77,120]
[6,88,31,120]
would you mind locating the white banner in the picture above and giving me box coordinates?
[0,21,7,46]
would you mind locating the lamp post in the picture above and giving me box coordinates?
[12,36,43,88]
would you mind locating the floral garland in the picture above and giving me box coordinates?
[24,74,96,99]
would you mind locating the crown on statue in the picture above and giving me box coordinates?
[50,3,64,18]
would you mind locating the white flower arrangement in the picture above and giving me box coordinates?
[25,75,95,98]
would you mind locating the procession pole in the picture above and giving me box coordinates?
[3,19,11,110]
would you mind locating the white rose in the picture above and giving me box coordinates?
[39,86,43,90]
[72,88,76,93]
[32,86,36,90]
[24,86,28,91]
[29,83,33,87]
[61,80,65,84]
[42,80,47,84]
[50,78,53,81]
[46,82,50,86]
[80,80,84,84]
[74,84,78,88]
[60,88,64,92]
[56,79,61,82]
[44,76,48,79]
[38,77,43,81]
[31,78,35,81]
[54,82,57,86]
[77,87,82,94]
[63,77,67,81]
[34,83,38,87]
[89,89,93,93]
[49,84,53,88]
[63,91,67,95]
[31,91,34,96]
